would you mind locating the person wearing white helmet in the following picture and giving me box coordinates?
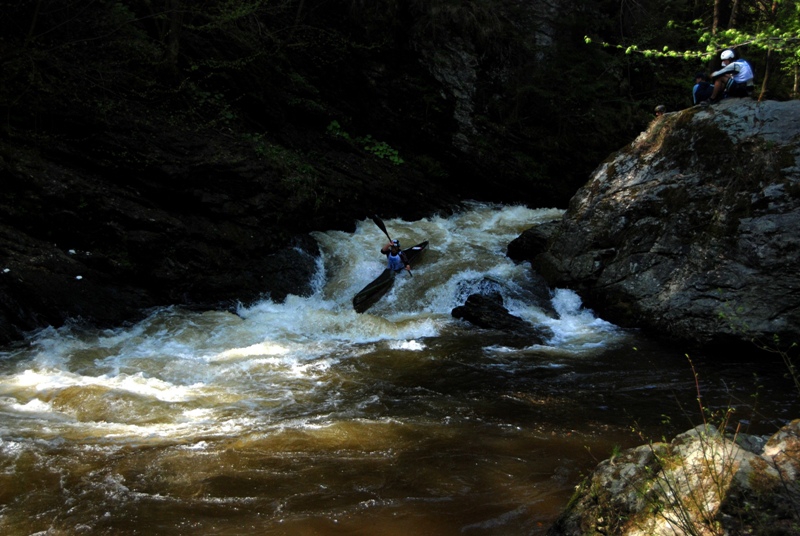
[381,238,411,273]
[703,49,754,105]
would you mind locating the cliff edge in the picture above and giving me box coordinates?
[532,99,800,349]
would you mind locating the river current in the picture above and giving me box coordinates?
[0,203,796,535]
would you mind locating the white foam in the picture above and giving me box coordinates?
[537,289,622,351]
[388,339,426,351]
[215,341,291,359]
[3,368,205,403]
[0,203,632,446]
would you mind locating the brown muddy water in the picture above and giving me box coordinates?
[0,203,796,535]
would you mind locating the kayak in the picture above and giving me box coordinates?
[352,241,428,313]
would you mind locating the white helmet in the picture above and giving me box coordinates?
[720,49,735,60]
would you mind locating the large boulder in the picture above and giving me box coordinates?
[548,421,800,536]
[533,99,800,349]
[506,220,560,262]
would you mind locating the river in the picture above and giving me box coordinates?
[0,203,796,535]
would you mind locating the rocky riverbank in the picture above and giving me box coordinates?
[548,420,800,535]
[2,0,636,346]
[516,99,800,350]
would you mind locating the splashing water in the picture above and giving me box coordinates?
[0,202,792,535]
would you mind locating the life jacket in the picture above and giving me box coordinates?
[730,59,754,85]
[386,251,405,271]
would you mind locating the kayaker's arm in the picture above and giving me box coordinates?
[400,252,411,272]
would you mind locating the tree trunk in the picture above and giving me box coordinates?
[24,0,43,46]
[728,0,739,27]
[712,0,721,34]
[164,0,184,67]
[759,49,771,102]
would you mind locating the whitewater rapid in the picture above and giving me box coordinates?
[0,203,662,536]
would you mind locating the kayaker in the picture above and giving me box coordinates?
[381,239,411,273]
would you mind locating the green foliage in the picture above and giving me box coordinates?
[360,135,405,165]
[326,120,351,140]
[584,0,800,100]
[326,121,404,165]
[0,0,297,131]
[10,0,795,214]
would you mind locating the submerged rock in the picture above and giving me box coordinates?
[533,99,800,349]
[452,291,553,343]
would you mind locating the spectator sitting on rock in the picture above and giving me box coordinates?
[703,49,755,105]
[692,72,713,105]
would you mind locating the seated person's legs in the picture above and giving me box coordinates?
[709,74,730,102]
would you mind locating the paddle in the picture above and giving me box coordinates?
[371,214,392,242]
[372,214,412,277]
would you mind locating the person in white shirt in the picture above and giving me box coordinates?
[704,49,755,104]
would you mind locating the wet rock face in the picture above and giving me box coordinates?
[548,421,800,536]
[0,126,434,345]
[452,291,553,344]
[506,221,559,263]
[531,99,800,348]
[0,214,321,343]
